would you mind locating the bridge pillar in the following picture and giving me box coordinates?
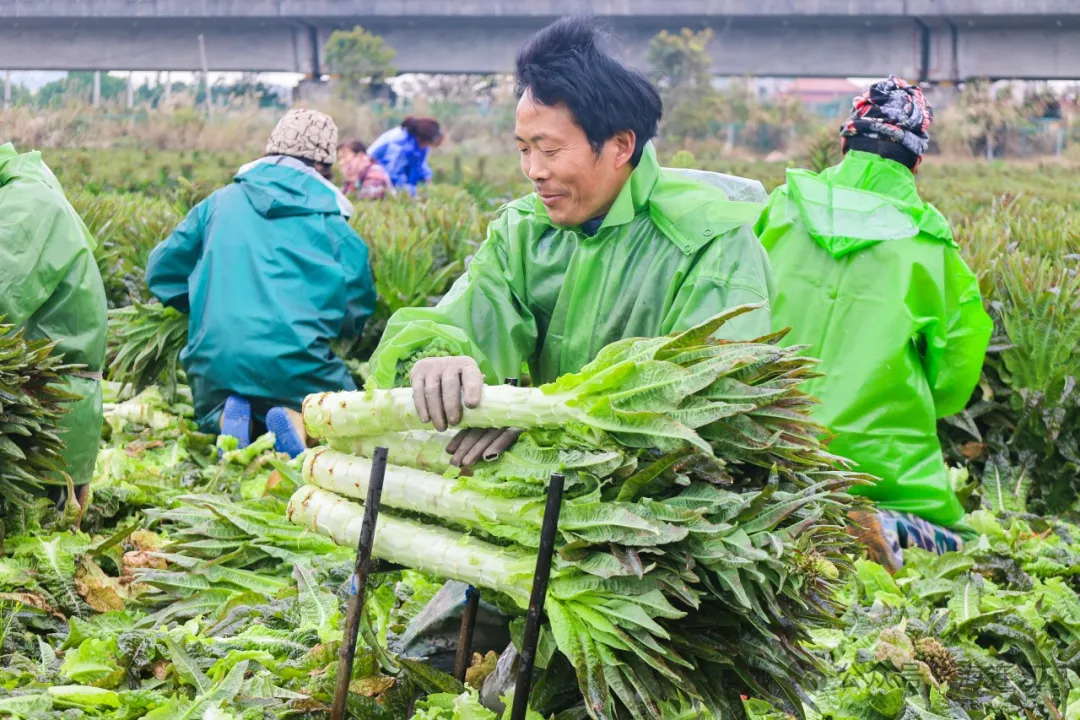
[3,70,10,110]
[307,24,321,79]
[92,71,101,106]
[126,71,134,108]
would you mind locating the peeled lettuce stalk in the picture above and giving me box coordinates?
[329,430,457,474]
[329,429,630,480]
[303,448,687,549]
[288,486,536,604]
[288,484,695,718]
[304,305,780,453]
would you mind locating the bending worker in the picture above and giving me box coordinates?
[367,116,442,196]
[0,142,108,501]
[147,109,376,458]
[755,78,992,571]
[369,17,774,468]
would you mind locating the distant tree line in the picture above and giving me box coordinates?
[6,71,287,110]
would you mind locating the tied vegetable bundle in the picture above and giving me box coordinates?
[0,321,76,509]
[105,301,188,402]
[289,307,869,719]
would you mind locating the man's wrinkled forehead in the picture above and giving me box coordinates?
[515,131,549,144]
[515,93,578,144]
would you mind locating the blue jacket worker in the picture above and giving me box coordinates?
[367,116,442,196]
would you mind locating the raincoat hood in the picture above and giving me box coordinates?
[0,142,38,184]
[785,150,952,259]
[0,144,93,244]
[235,155,353,219]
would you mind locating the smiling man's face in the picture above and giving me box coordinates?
[514,90,634,228]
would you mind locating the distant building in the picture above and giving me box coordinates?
[778,78,861,117]
[779,78,861,105]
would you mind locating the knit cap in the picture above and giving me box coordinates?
[266,109,338,164]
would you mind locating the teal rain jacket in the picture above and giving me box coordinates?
[755,151,992,527]
[369,143,774,389]
[146,156,376,432]
[0,143,108,486]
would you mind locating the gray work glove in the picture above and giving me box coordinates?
[410,356,486,432]
[409,356,522,467]
[446,427,523,468]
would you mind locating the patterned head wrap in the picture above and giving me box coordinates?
[266,109,338,165]
[840,77,933,157]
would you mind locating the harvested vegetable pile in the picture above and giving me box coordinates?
[0,385,470,719]
[750,509,1080,720]
[291,309,870,718]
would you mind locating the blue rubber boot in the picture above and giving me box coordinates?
[266,407,306,459]
[219,395,252,449]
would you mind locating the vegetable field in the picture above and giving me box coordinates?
[0,152,1077,720]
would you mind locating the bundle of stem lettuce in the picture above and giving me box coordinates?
[106,300,189,401]
[305,305,797,453]
[292,308,867,717]
[0,321,76,508]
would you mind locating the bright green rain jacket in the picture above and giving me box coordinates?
[147,157,376,432]
[0,144,108,486]
[369,144,775,388]
[755,151,992,527]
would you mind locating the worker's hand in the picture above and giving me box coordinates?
[410,356,485,432]
[446,428,523,468]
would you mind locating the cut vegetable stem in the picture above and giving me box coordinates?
[304,386,574,438]
[287,485,533,604]
[303,448,544,529]
[328,430,455,474]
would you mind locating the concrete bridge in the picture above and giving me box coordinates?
[1,1,1078,81]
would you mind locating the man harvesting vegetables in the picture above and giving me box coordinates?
[755,78,993,571]
[146,109,376,459]
[369,16,774,468]
[0,142,108,500]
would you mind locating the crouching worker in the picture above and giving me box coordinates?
[755,78,992,572]
[146,109,376,458]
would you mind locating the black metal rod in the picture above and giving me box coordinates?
[331,446,388,720]
[452,376,517,684]
[453,586,481,682]
[453,375,518,686]
[510,472,565,720]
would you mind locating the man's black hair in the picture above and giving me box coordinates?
[842,134,919,170]
[515,16,662,166]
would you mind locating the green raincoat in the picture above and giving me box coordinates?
[369,143,774,388]
[755,150,992,527]
[0,144,108,486]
